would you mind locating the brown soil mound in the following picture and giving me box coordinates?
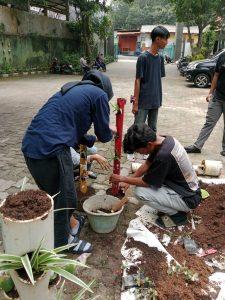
[125,238,210,300]
[192,184,225,251]
[0,190,51,220]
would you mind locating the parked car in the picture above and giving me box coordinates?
[185,49,225,88]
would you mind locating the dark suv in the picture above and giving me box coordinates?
[185,49,225,88]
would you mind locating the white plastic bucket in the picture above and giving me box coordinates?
[0,194,54,256]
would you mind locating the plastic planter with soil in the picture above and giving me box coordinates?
[0,190,54,300]
[83,195,124,233]
[0,190,54,256]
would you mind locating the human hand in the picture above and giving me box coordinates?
[132,103,138,114]
[109,125,117,134]
[120,182,130,192]
[109,174,124,183]
[206,93,212,102]
[92,154,111,170]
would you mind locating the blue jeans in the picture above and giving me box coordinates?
[135,108,159,132]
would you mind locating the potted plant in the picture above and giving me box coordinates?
[0,242,92,300]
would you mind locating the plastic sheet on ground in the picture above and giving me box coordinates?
[121,206,225,299]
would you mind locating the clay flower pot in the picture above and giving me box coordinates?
[0,190,54,256]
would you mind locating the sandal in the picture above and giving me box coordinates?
[156,212,188,228]
[69,235,92,254]
[88,171,97,179]
[70,215,86,236]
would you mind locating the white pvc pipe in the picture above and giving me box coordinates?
[0,194,54,256]
[10,270,55,300]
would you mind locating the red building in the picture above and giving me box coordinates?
[117,30,140,55]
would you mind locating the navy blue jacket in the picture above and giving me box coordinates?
[22,84,112,159]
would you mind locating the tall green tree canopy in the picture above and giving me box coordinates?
[111,0,176,30]
[169,0,224,49]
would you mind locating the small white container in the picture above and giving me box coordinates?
[131,163,142,173]
[197,160,223,177]
[0,194,54,256]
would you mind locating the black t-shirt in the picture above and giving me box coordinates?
[215,52,225,100]
[136,51,165,110]
[142,136,202,209]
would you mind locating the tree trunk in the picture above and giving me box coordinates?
[197,26,203,50]
[174,22,184,60]
[82,15,92,60]
[187,24,193,56]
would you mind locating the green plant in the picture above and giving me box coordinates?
[0,22,5,34]
[61,52,82,73]
[104,56,115,65]
[0,63,13,74]
[0,242,93,293]
[0,273,14,293]
[168,262,199,283]
[191,53,205,61]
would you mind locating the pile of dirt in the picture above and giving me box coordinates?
[192,184,225,251]
[125,238,211,300]
[0,190,51,220]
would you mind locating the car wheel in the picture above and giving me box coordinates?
[194,73,210,88]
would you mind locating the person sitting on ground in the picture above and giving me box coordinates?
[22,70,115,254]
[80,56,91,74]
[110,123,202,228]
[95,53,106,72]
[70,140,110,180]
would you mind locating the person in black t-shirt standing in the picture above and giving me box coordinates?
[132,26,170,132]
[110,124,202,228]
[185,52,225,155]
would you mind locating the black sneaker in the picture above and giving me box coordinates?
[220,151,225,156]
[184,145,201,153]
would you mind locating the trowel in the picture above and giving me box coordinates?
[111,192,129,212]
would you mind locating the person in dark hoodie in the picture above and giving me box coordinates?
[22,70,114,254]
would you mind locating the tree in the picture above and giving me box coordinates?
[69,0,110,59]
[169,0,220,50]
[111,0,176,30]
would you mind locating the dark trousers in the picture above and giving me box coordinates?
[134,108,159,132]
[24,147,77,247]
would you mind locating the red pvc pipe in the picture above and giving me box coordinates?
[112,98,126,195]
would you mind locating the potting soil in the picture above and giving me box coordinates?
[0,190,51,220]
[6,288,19,299]
[192,184,225,251]
[125,238,211,299]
